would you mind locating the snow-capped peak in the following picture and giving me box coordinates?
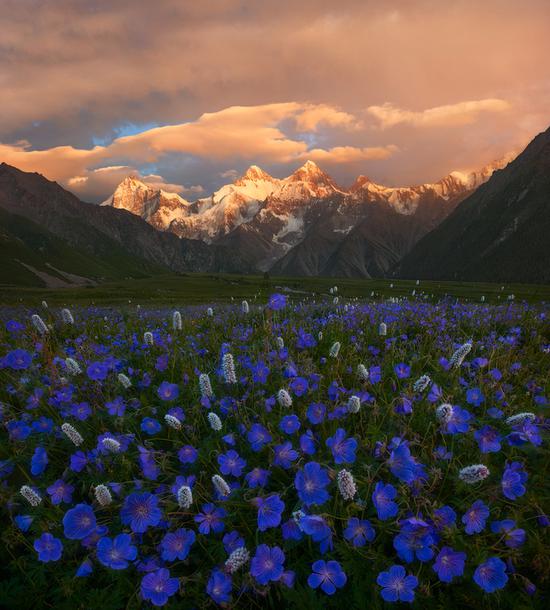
[235,165,275,184]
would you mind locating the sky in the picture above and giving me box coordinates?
[1,0,549,202]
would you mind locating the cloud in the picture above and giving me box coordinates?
[300,145,398,163]
[367,99,511,129]
[0,102,397,199]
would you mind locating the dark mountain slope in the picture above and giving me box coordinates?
[0,163,249,279]
[397,127,550,283]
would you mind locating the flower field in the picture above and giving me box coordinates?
[1,293,549,609]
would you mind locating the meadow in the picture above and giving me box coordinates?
[0,287,549,609]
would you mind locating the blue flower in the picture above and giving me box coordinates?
[255,494,285,531]
[247,423,272,451]
[444,406,472,434]
[466,387,485,406]
[377,564,418,602]
[5,349,32,370]
[474,425,502,453]
[394,363,411,379]
[273,441,299,469]
[308,560,347,595]
[30,446,48,476]
[343,517,375,547]
[432,505,457,531]
[76,559,94,577]
[300,515,333,553]
[307,402,326,425]
[433,546,466,582]
[268,293,287,311]
[280,414,301,434]
[87,361,109,381]
[223,530,245,554]
[245,467,270,489]
[290,376,309,397]
[141,417,161,435]
[393,517,436,563]
[372,482,398,520]
[14,515,33,531]
[490,520,526,548]
[501,461,527,500]
[141,568,179,606]
[121,492,162,533]
[97,533,137,570]
[63,503,97,540]
[34,533,62,562]
[326,428,357,464]
[160,528,196,561]
[462,499,489,535]
[194,503,227,534]
[295,461,330,506]
[473,557,508,593]
[207,569,232,604]
[218,450,246,477]
[157,381,179,401]
[250,544,285,585]
[46,479,74,505]
[177,445,198,464]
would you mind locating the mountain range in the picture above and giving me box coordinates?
[1,126,548,287]
[102,156,510,277]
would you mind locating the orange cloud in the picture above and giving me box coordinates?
[367,99,511,129]
[0,103,398,198]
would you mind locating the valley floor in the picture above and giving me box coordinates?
[1,273,550,306]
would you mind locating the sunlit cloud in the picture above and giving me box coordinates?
[367,99,512,129]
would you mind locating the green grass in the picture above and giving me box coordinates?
[1,272,549,306]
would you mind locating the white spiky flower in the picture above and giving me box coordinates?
[199,373,213,398]
[102,437,121,453]
[143,331,154,346]
[481,295,485,302]
[347,395,361,414]
[449,341,472,368]
[276,336,285,350]
[61,308,74,324]
[212,474,231,497]
[222,353,237,384]
[318,331,323,340]
[164,414,182,430]
[277,389,292,408]
[118,373,131,389]
[208,412,222,431]
[329,342,341,358]
[337,469,357,500]
[225,547,250,573]
[413,374,431,393]
[333,296,339,305]
[357,364,369,381]
[172,310,182,331]
[41,300,48,309]
[20,485,42,506]
[94,484,112,506]
[436,403,453,423]
[177,485,193,509]
[378,322,387,336]
[65,357,82,375]
[207,307,214,317]
[61,422,83,446]
[458,464,490,484]
[506,412,536,426]
[292,509,306,526]
[31,314,48,335]
[241,300,249,314]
